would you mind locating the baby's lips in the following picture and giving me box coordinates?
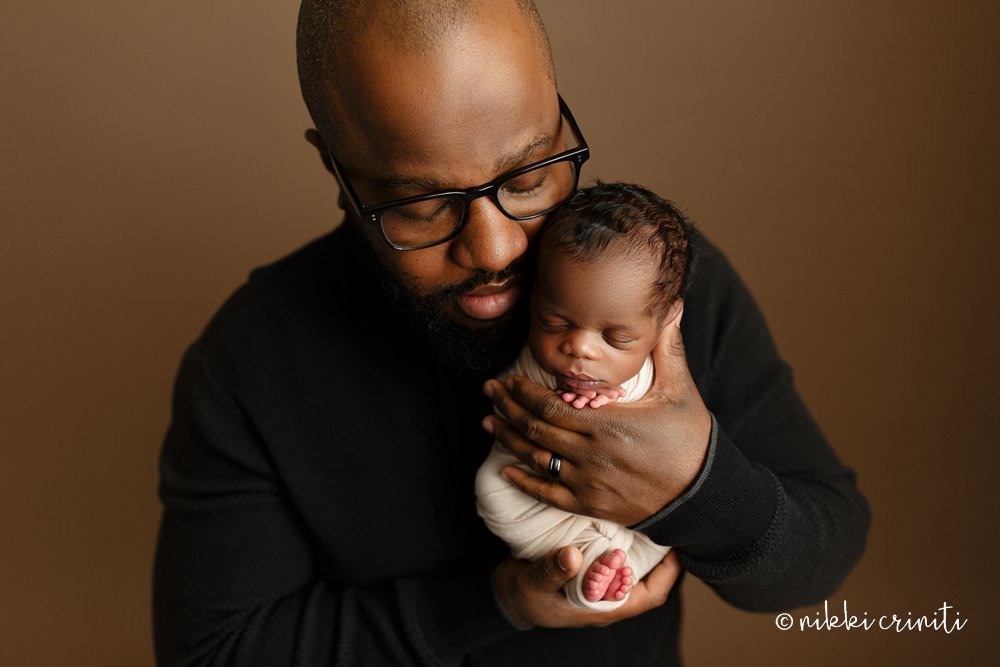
[556,373,606,392]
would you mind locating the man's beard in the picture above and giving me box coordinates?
[378,266,529,377]
[349,226,530,377]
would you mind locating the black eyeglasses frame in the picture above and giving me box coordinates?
[326,94,590,251]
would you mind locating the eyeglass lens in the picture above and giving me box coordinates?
[379,158,579,249]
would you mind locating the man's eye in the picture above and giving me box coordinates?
[395,198,454,222]
[502,171,548,196]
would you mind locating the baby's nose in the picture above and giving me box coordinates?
[561,331,600,360]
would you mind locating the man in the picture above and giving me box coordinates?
[153,1,870,665]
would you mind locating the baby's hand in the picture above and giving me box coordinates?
[560,385,626,409]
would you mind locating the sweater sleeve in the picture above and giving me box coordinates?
[633,236,870,612]
[153,348,517,667]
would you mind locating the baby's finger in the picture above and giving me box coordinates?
[590,395,611,408]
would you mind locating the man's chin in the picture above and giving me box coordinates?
[426,298,527,375]
[347,223,529,375]
[376,271,527,376]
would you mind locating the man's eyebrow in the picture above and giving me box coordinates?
[493,133,553,174]
[375,174,450,193]
[374,133,555,194]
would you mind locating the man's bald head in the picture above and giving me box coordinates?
[296,0,555,148]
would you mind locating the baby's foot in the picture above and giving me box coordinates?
[582,548,634,602]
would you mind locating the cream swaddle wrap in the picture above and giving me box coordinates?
[475,346,671,611]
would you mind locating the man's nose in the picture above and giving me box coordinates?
[560,330,600,361]
[448,197,529,273]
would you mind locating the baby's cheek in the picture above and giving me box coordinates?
[612,350,648,384]
[528,333,559,374]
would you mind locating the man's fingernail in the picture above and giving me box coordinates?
[504,376,514,390]
[482,416,494,435]
[483,381,494,398]
[556,551,569,571]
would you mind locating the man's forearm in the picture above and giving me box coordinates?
[154,349,517,666]
[630,230,871,610]
[633,417,869,611]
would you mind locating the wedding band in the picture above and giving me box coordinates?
[547,454,562,481]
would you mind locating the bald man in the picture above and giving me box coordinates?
[153,1,870,665]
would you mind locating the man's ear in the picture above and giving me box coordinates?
[305,128,349,212]
[305,128,336,176]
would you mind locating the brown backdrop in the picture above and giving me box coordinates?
[2,1,997,665]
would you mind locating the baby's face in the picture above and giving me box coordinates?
[528,247,663,393]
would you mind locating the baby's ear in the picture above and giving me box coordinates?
[659,299,684,332]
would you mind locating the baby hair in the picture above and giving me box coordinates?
[541,181,692,319]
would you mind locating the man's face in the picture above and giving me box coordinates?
[528,242,664,392]
[327,10,560,335]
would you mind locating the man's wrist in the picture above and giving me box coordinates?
[634,414,782,559]
[632,412,719,531]
[489,565,534,631]
[399,565,524,664]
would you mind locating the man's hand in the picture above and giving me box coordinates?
[483,305,712,527]
[492,547,682,628]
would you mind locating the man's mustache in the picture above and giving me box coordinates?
[430,259,529,302]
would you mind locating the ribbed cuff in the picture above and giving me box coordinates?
[397,568,518,666]
[633,416,780,561]
[490,577,534,631]
[632,412,720,535]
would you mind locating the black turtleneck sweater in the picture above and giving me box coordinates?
[153,223,869,666]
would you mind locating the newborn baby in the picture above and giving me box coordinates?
[476,182,691,611]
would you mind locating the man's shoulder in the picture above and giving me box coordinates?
[680,226,770,381]
[196,231,323,335]
[684,226,741,303]
[684,225,764,316]
[190,225,369,373]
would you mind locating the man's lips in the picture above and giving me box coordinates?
[455,278,522,320]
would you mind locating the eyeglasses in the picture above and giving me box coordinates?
[327,95,590,251]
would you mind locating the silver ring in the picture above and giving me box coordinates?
[547,454,562,481]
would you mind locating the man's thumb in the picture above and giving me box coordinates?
[533,547,582,590]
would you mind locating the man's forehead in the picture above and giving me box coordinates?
[337,68,558,192]
[367,130,556,192]
[330,3,551,127]
[298,0,556,169]
[315,0,560,197]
